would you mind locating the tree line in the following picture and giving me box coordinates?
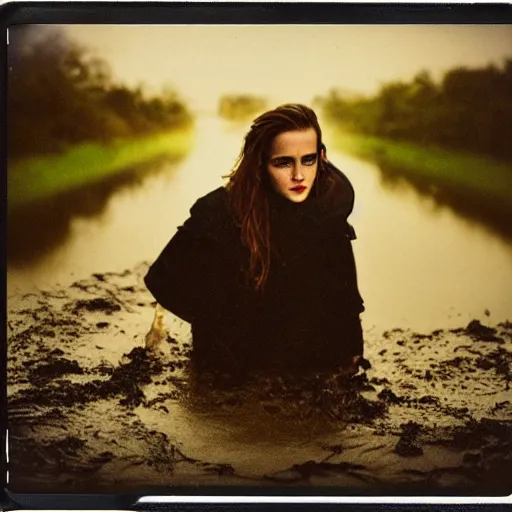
[318,60,512,163]
[218,94,267,121]
[8,26,193,160]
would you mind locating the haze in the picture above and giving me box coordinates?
[64,24,512,110]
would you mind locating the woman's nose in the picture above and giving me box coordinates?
[292,165,305,181]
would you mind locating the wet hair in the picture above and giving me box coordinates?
[225,103,334,291]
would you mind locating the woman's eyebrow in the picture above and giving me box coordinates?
[270,155,294,162]
[270,152,317,161]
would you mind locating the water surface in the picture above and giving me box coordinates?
[8,115,512,334]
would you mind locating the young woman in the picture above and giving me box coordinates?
[144,104,366,377]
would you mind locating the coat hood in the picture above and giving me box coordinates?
[265,159,356,239]
[312,160,355,223]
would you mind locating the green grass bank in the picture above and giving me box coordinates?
[8,128,195,211]
[327,127,512,207]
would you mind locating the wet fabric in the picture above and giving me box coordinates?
[144,162,365,375]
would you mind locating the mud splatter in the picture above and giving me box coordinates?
[7,263,512,494]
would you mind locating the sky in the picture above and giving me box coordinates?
[58,24,512,111]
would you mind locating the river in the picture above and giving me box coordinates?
[7,115,512,335]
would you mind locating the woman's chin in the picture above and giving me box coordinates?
[284,191,310,203]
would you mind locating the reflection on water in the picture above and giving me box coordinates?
[341,151,512,333]
[376,162,512,243]
[8,156,176,267]
[7,115,512,334]
[7,116,238,294]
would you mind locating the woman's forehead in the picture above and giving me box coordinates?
[270,128,317,157]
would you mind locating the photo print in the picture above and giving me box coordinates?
[6,23,512,495]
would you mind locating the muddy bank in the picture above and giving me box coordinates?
[7,263,512,495]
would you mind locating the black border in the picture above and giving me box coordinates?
[1,2,512,25]
[1,2,9,509]
[1,2,512,510]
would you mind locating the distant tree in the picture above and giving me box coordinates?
[319,60,512,162]
[8,26,192,160]
[218,94,267,121]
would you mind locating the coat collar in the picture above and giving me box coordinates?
[267,160,355,226]
[187,159,356,238]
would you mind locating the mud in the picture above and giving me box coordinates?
[7,262,512,495]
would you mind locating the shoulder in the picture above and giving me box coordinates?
[190,187,229,217]
[185,186,234,238]
[317,162,360,240]
[320,161,355,220]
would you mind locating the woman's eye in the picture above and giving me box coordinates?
[274,161,290,168]
[302,156,317,166]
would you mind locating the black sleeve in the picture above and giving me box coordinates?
[342,314,364,359]
[342,222,365,314]
[339,226,365,360]
[144,216,213,323]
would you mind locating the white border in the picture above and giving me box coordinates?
[139,495,512,504]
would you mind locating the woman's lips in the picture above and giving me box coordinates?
[290,185,307,193]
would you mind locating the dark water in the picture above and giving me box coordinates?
[8,156,173,266]
[7,115,512,334]
[375,160,512,242]
[7,266,512,493]
[7,117,512,497]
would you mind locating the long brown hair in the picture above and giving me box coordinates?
[225,103,334,291]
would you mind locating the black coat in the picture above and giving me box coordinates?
[144,162,365,375]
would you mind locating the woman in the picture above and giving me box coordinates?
[144,104,366,377]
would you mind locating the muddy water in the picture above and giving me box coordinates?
[7,114,512,492]
[7,266,512,492]
[8,115,512,335]
[343,153,512,334]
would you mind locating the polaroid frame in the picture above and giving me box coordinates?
[1,2,512,510]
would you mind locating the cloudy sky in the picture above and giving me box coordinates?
[64,24,512,110]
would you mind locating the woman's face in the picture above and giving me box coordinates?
[267,128,318,203]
